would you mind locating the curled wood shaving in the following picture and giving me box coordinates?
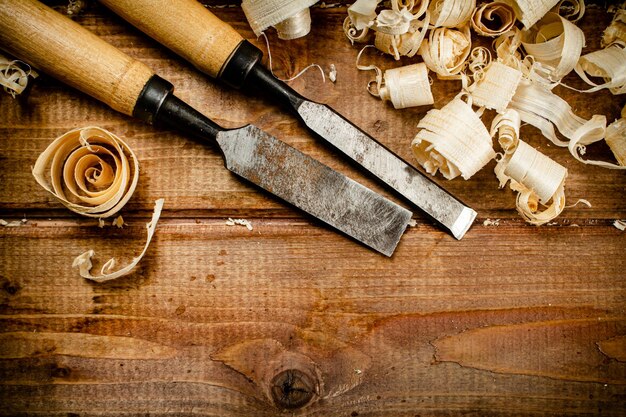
[492,110,568,225]
[510,79,603,147]
[261,33,326,83]
[574,42,626,95]
[343,16,372,44]
[373,8,430,59]
[0,53,37,98]
[429,0,476,28]
[568,115,626,170]
[420,24,472,78]
[554,0,585,23]
[468,60,523,113]
[242,0,319,39]
[614,219,626,231]
[521,12,585,83]
[378,63,434,108]
[499,0,560,29]
[344,0,429,59]
[348,0,380,30]
[32,126,140,218]
[471,2,516,37]
[72,199,164,282]
[466,46,492,82]
[511,80,624,169]
[412,94,495,179]
[356,46,433,109]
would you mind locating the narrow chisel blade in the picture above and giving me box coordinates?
[296,101,477,239]
[216,125,413,256]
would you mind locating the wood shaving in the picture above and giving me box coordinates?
[356,46,433,109]
[378,63,433,108]
[510,79,605,148]
[498,0,560,28]
[521,12,585,82]
[32,127,140,218]
[471,2,516,37]
[373,9,430,59]
[329,63,337,82]
[574,42,626,95]
[511,80,623,169]
[613,220,626,231]
[468,61,522,113]
[0,219,25,227]
[242,0,319,40]
[429,0,476,28]
[226,218,253,231]
[554,0,585,23]
[0,53,37,98]
[72,199,164,283]
[492,109,569,225]
[66,0,86,16]
[344,0,429,59]
[412,94,495,180]
[348,0,380,31]
[420,25,472,78]
[112,215,125,228]
[568,115,626,170]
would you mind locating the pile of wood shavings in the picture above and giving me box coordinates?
[342,0,626,225]
[31,126,165,282]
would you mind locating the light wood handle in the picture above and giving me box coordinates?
[0,0,154,116]
[99,0,244,79]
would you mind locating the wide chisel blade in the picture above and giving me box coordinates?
[217,125,413,256]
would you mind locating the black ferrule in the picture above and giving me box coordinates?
[219,40,263,89]
[133,75,174,125]
[133,75,222,142]
[219,40,305,110]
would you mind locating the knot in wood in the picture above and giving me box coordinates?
[270,368,317,410]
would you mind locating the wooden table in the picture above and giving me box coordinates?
[1,1,625,415]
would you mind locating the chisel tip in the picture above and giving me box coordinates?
[450,207,477,240]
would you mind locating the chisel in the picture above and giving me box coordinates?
[0,0,413,256]
[97,0,478,239]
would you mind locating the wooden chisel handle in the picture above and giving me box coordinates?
[99,0,245,79]
[0,0,155,116]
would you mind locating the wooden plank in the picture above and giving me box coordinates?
[0,1,625,416]
[0,220,625,414]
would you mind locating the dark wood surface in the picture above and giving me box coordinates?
[1,1,625,415]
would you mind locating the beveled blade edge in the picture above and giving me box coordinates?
[216,125,413,256]
[296,100,476,239]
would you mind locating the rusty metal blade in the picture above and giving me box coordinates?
[296,101,477,239]
[216,125,413,256]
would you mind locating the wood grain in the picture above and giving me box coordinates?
[0,1,625,416]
